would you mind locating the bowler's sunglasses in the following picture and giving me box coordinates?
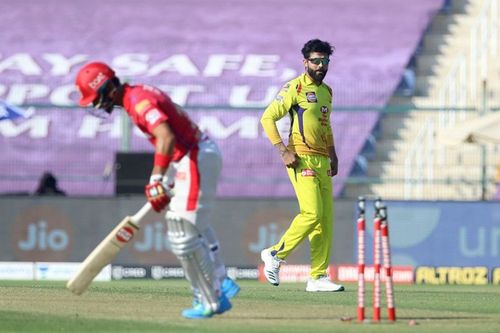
[308,58,330,66]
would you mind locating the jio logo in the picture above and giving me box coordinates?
[18,220,68,251]
[127,216,177,264]
[13,205,73,261]
[242,207,309,264]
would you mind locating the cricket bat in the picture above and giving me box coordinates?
[67,202,152,295]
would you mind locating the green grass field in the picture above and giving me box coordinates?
[0,280,499,333]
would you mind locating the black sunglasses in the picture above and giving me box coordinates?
[308,58,330,66]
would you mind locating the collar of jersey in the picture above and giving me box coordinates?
[302,73,323,87]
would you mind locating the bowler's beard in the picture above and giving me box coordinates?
[307,66,327,84]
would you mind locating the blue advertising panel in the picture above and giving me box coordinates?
[354,201,500,268]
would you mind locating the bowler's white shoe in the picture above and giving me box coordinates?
[306,276,345,292]
[260,249,284,286]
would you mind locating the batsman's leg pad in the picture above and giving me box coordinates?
[200,225,227,283]
[166,212,220,312]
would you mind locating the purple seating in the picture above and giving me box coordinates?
[0,0,443,197]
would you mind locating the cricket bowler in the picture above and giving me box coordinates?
[260,39,344,292]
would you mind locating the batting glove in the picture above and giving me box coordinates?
[145,181,171,212]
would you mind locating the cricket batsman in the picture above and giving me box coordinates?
[75,62,240,319]
[260,39,344,292]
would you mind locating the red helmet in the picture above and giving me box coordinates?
[75,62,115,106]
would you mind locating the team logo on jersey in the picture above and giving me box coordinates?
[306,92,317,103]
[135,99,151,113]
[320,106,329,113]
[145,108,161,125]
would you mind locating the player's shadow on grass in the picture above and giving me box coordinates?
[224,315,356,320]
[396,316,489,320]
[225,315,489,321]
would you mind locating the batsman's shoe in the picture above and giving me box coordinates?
[183,294,232,319]
[306,276,345,292]
[261,249,285,286]
[191,292,202,308]
[222,277,240,299]
[182,303,214,319]
[215,294,232,315]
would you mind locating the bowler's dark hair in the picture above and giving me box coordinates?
[301,39,334,59]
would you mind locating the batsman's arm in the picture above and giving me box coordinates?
[151,122,175,177]
[66,202,152,295]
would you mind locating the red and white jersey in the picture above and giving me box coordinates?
[122,84,202,161]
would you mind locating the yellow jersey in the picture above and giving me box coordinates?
[261,73,334,157]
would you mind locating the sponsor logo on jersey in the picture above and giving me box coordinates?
[135,99,151,113]
[175,172,187,180]
[301,169,316,177]
[275,95,284,103]
[306,92,317,103]
[320,106,328,113]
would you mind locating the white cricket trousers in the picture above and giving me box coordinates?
[164,137,226,280]
[165,137,222,230]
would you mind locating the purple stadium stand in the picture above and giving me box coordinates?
[0,0,443,197]
[495,184,500,200]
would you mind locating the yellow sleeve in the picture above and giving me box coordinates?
[260,82,295,145]
[325,84,334,147]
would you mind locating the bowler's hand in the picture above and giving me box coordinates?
[328,156,338,177]
[145,182,171,212]
[281,150,299,168]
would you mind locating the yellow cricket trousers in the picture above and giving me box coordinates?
[269,154,333,278]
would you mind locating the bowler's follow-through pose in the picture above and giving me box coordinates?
[74,62,239,319]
